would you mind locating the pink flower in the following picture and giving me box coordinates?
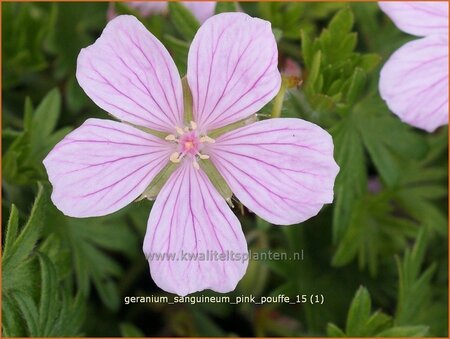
[43,14,339,296]
[108,1,216,24]
[379,2,449,132]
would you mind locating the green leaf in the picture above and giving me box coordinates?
[365,312,393,336]
[32,88,61,140]
[331,116,366,242]
[357,98,428,187]
[332,193,417,275]
[2,186,48,336]
[300,6,381,118]
[3,183,46,268]
[327,286,410,337]
[2,130,36,185]
[4,243,85,337]
[2,3,53,88]
[44,206,139,310]
[37,253,59,336]
[3,205,20,260]
[163,34,189,75]
[358,53,381,72]
[376,326,429,337]
[346,286,371,335]
[301,29,313,69]
[329,7,354,34]
[326,323,345,337]
[215,2,239,14]
[2,295,24,337]
[168,2,200,41]
[3,89,70,185]
[345,68,366,105]
[34,126,72,162]
[395,228,437,329]
[13,291,40,337]
[47,2,107,75]
[24,97,34,131]
[120,323,145,337]
[94,276,120,311]
[304,50,322,95]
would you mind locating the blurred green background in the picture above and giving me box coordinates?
[2,2,448,337]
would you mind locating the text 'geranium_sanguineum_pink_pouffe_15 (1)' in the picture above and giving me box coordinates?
[43,13,340,296]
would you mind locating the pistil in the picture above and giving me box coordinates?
[165,122,215,169]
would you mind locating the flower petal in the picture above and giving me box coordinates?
[77,15,183,133]
[379,1,448,37]
[187,13,281,131]
[379,35,448,132]
[43,119,173,217]
[128,2,168,16]
[183,2,216,23]
[143,163,248,296]
[209,119,339,225]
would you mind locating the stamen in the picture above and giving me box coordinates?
[226,198,235,208]
[184,127,189,132]
[170,152,181,163]
[165,134,177,141]
[193,161,200,170]
[200,135,215,143]
[198,153,210,160]
[190,121,197,130]
[175,127,185,135]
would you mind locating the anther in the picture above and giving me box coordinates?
[226,198,234,208]
[175,127,185,135]
[200,136,215,143]
[193,161,200,170]
[165,134,177,141]
[199,154,210,160]
[170,152,181,163]
[190,121,197,130]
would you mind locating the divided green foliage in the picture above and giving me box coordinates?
[330,96,440,273]
[168,2,200,42]
[2,3,54,89]
[2,184,84,337]
[3,88,72,185]
[330,113,367,242]
[394,127,448,237]
[332,192,417,275]
[43,206,141,311]
[46,2,107,76]
[3,185,46,293]
[163,2,201,75]
[394,229,446,335]
[327,286,428,337]
[357,98,429,187]
[300,7,381,122]
[257,2,344,40]
[163,35,190,75]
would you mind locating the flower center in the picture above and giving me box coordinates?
[165,121,215,169]
[180,132,199,155]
